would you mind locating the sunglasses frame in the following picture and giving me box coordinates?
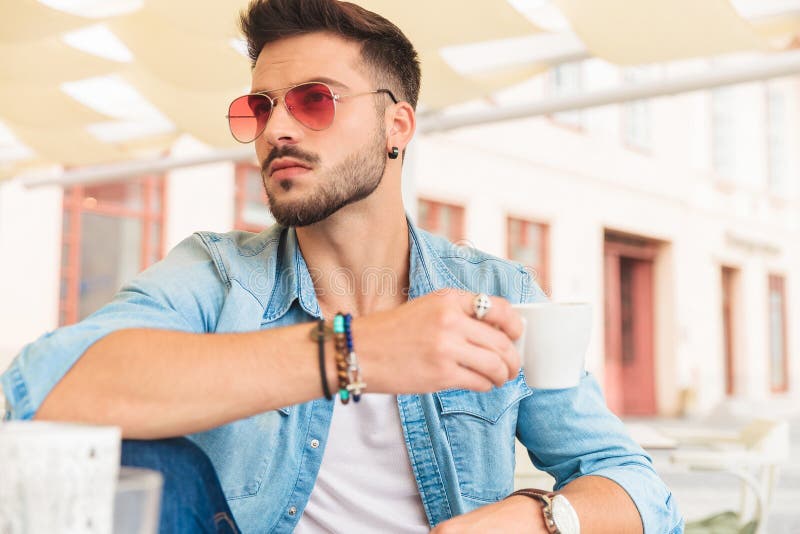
[226,81,399,143]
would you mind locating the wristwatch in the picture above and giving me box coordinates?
[509,489,580,534]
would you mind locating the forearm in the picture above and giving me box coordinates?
[35,324,340,439]
[31,289,521,440]
[560,475,642,534]
[504,476,641,534]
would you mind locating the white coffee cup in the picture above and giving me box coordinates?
[511,302,591,389]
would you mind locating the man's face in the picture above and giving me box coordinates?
[251,32,389,227]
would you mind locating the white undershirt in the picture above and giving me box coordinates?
[293,394,430,533]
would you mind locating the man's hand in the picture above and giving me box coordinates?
[429,495,548,534]
[354,288,524,394]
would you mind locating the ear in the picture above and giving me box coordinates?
[385,101,416,156]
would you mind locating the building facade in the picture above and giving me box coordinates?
[1,62,798,418]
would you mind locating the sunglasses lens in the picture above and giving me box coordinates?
[285,83,335,130]
[228,94,272,142]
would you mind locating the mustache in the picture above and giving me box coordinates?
[262,146,321,176]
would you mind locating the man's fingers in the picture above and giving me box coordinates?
[455,343,513,388]
[460,293,523,341]
[463,320,520,380]
[448,365,496,393]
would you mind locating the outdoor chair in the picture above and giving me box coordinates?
[667,418,789,534]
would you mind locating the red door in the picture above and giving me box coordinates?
[604,236,658,416]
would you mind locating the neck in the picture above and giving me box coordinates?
[294,183,410,317]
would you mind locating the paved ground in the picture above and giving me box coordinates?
[631,410,800,534]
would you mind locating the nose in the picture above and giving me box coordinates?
[260,97,303,149]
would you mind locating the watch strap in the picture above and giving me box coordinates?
[509,489,561,534]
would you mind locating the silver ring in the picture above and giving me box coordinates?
[472,293,491,320]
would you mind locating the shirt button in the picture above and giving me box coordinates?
[288,506,297,516]
[310,439,320,449]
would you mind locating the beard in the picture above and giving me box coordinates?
[262,127,387,227]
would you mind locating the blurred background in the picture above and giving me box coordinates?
[0,0,798,530]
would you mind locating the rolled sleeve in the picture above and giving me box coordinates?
[589,465,683,534]
[1,234,226,420]
[516,373,683,534]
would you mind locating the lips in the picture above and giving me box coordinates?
[268,158,312,178]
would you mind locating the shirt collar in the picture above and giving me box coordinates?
[265,214,451,322]
[260,225,320,321]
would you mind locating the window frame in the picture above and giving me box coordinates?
[620,67,655,153]
[59,176,166,326]
[546,61,585,131]
[709,87,739,183]
[417,197,466,243]
[765,83,790,196]
[234,162,273,233]
[768,274,790,394]
[505,215,550,294]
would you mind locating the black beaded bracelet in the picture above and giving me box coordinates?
[314,319,333,401]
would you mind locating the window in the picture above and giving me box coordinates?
[549,62,584,128]
[768,274,789,393]
[622,68,653,150]
[507,217,549,293]
[234,163,274,232]
[710,87,738,180]
[766,84,790,195]
[60,176,165,325]
[417,198,465,242]
[623,99,651,150]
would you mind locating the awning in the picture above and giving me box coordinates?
[1,0,798,183]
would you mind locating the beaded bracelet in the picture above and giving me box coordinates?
[343,313,366,402]
[332,313,351,404]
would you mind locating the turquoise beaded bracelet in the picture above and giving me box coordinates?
[332,313,350,403]
[343,313,365,402]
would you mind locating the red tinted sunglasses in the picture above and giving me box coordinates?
[227,81,398,143]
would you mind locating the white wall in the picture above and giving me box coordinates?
[0,180,62,406]
[413,75,800,415]
[165,136,237,249]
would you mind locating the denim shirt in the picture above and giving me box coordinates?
[2,220,683,534]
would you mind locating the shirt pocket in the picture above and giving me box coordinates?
[435,375,532,503]
[189,408,288,500]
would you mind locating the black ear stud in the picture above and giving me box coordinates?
[388,146,399,159]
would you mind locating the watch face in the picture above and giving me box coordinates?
[551,494,581,534]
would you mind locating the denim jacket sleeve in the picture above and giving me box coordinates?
[1,234,226,421]
[515,274,683,534]
[516,375,683,533]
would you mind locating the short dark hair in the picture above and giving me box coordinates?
[240,0,421,110]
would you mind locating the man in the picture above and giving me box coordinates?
[1,0,682,532]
